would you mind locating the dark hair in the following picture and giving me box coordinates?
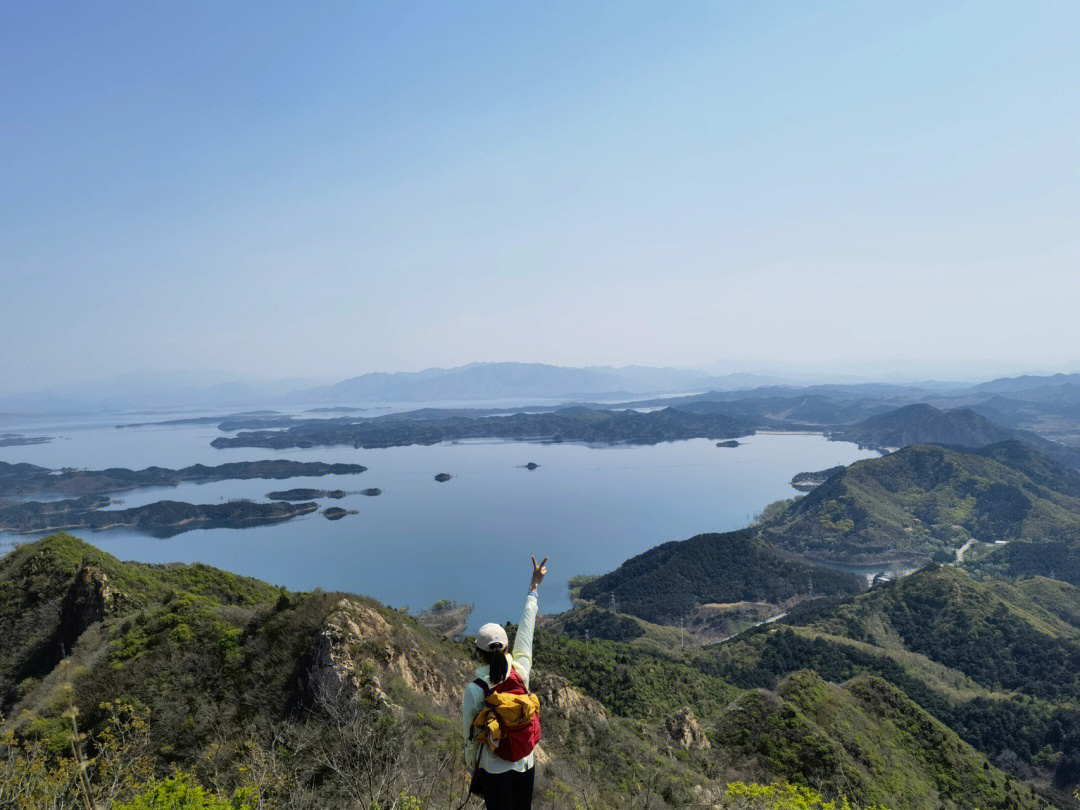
[480,644,509,684]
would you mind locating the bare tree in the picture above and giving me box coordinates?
[309,681,459,809]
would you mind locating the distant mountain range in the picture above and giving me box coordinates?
[7,365,1080,420]
[280,363,787,404]
[0,364,786,412]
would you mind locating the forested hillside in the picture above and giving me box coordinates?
[577,530,863,623]
[0,535,1059,809]
[830,404,1080,469]
[765,442,1080,562]
[834,404,1016,448]
[701,565,1080,796]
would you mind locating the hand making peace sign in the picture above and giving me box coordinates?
[530,555,548,592]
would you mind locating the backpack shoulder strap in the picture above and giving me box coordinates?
[472,677,491,697]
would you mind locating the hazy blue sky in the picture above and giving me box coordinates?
[3,1,1078,391]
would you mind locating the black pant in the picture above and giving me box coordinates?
[480,766,535,810]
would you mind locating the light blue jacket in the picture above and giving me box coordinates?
[462,592,538,773]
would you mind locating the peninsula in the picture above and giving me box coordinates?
[789,465,845,490]
[0,459,366,498]
[0,434,52,447]
[209,406,753,450]
[0,497,318,534]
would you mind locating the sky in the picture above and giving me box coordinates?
[3,1,1079,392]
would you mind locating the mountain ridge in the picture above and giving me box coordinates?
[0,533,1059,809]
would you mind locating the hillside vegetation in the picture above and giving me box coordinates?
[0,534,1056,809]
[764,442,1080,563]
[577,530,863,623]
[832,405,1016,449]
[830,404,1080,469]
[702,565,1080,795]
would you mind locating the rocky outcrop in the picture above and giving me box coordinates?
[664,707,710,750]
[531,672,606,721]
[58,565,114,655]
[309,599,471,711]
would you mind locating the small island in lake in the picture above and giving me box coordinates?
[323,506,357,520]
[0,497,318,534]
[267,488,346,501]
[360,488,382,496]
[524,462,540,469]
[716,440,740,448]
[434,473,452,482]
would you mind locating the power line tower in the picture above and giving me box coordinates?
[610,591,617,614]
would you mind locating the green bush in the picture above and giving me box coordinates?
[114,773,252,810]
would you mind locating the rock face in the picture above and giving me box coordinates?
[531,672,606,721]
[664,707,710,750]
[434,473,452,482]
[59,565,114,656]
[308,599,470,710]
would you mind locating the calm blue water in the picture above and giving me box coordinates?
[0,411,877,629]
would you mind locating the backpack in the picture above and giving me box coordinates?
[472,667,541,762]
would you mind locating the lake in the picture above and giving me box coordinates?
[0,410,879,629]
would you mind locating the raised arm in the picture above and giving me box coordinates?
[511,556,546,686]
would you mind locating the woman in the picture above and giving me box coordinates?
[462,555,547,810]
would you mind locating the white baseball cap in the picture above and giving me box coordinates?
[475,622,508,652]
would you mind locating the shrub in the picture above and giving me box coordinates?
[114,773,252,810]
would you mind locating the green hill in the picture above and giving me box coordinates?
[0,534,1056,809]
[764,441,1080,563]
[704,565,1080,795]
[836,404,1016,449]
[715,670,1042,810]
[576,530,864,623]
[832,403,1080,469]
[969,538,1080,587]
